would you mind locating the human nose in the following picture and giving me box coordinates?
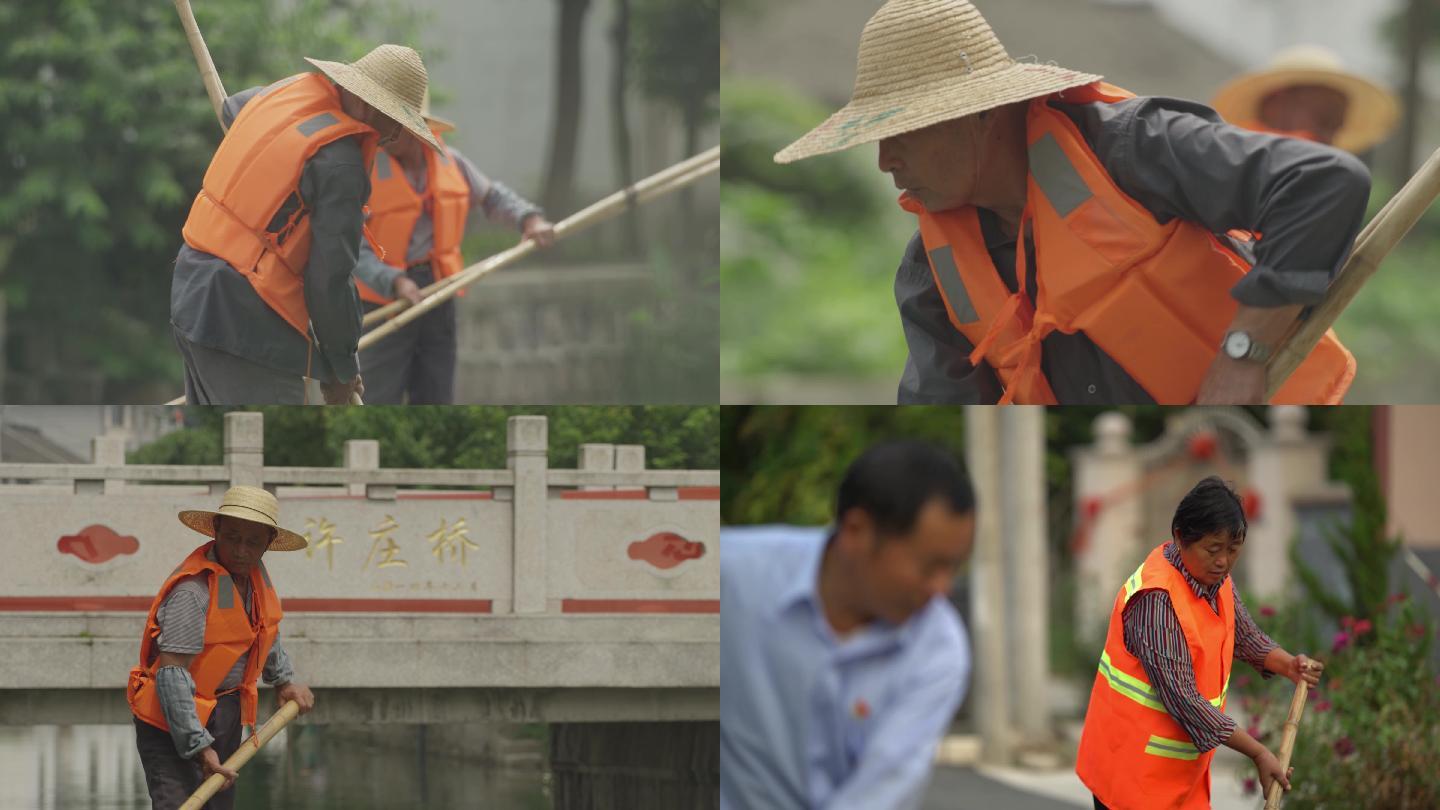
[877,137,902,174]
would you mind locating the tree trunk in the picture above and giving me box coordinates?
[610,0,641,257]
[1395,0,1425,180]
[542,0,592,217]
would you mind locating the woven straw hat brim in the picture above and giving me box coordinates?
[775,61,1102,164]
[424,114,456,135]
[1211,67,1399,153]
[177,506,308,552]
[305,57,444,154]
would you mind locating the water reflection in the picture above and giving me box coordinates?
[0,724,549,810]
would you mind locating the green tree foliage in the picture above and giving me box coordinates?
[128,406,718,470]
[632,0,719,153]
[0,0,424,402]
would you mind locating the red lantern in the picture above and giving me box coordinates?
[1187,431,1218,461]
[1241,487,1263,521]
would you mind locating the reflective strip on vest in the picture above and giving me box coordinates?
[296,112,339,137]
[216,575,235,610]
[1028,133,1093,218]
[1098,648,1166,712]
[928,245,980,324]
[1122,561,1146,602]
[1098,648,1230,713]
[1144,734,1201,761]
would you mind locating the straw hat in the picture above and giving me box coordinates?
[421,89,455,135]
[177,486,307,552]
[305,44,444,153]
[1211,45,1399,153]
[775,0,1101,164]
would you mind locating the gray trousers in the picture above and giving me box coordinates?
[358,296,457,405]
[173,327,307,405]
[134,692,242,810]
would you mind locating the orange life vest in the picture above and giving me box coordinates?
[1075,543,1235,810]
[356,136,471,304]
[901,82,1355,405]
[181,72,383,336]
[127,542,283,730]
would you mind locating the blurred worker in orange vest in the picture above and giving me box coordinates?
[352,96,556,404]
[1212,45,1400,153]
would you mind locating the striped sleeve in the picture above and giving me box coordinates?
[1121,590,1236,753]
[156,576,208,654]
[1231,580,1279,678]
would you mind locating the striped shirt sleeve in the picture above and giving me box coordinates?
[1231,580,1279,677]
[156,576,209,654]
[1121,590,1236,753]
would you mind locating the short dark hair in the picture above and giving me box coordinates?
[835,440,974,538]
[1171,476,1247,546]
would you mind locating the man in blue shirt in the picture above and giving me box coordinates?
[721,440,975,810]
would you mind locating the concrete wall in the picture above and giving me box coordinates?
[455,264,655,404]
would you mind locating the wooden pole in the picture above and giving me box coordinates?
[357,150,718,349]
[361,145,720,330]
[1266,143,1440,397]
[173,0,229,132]
[1263,680,1308,810]
[178,700,301,810]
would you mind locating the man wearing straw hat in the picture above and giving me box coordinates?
[128,486,315,809]
[170,44,443,405]
[351,94,556,404]
[1211,45,1400,154]
[775,0,1371,406]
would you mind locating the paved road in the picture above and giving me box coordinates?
[922,767,1088,810]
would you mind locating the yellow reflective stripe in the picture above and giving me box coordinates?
[1098,650,1226,713]
[1098,650,1166,712]
[1144,734,1200,761]
[1122,561,1146,603]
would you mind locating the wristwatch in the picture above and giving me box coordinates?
[1220,330,1271,363]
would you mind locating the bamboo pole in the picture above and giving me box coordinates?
[173,0,229,132]
[361,145,720,330]
[1263,680,1308,810]
[358,150,718,348]
[178,700,301,810]
[1266,143,1440,397]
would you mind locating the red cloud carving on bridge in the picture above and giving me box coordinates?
[628,532,706,570]
[57,525,140,565]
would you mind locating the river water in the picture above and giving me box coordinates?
[0,724,550,810]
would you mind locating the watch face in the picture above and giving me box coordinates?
[1224,331,1252,359]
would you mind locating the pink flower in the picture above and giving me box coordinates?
[1408,623,1428,640]
[1332,630,1351,653]
[1259,605,1276,618]
[1334,737,1356,758]
[1353,619,1373,636]
[1385,592,1410,607]
[1340,616,1356,630]
[1247,723,1262,738]
[1314,700,1332,713]
[1243,777,1258,796]
[1236,674,1252,690]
